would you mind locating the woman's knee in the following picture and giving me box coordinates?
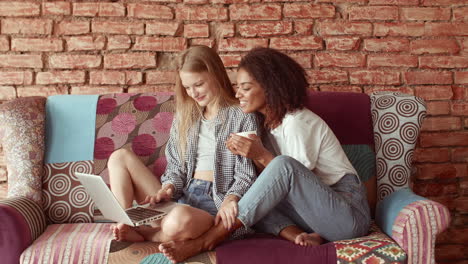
[161,206,199,240]
[268,155,301,173]
[108,149,134,168]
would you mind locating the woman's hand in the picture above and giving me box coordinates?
[226,134,265,160]
[142,184,174,204]
[215,195,239,230]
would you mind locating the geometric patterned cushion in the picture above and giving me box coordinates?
[42,161,94,224]
[0,96,47,204]
[20,223,113,264]
[370,92,426,201]
[93,93,175,183]
[335,223,407,263]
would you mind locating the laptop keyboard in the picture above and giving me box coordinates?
[126,207,164,222]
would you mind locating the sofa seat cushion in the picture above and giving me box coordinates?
[335,224,407,263]
[20,223,112,264]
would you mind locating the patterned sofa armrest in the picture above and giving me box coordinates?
[376,188,451,264]
[0,197,47,264]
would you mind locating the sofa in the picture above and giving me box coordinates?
[0,91,450,264]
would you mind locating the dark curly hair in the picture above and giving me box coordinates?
[238,47,308,129]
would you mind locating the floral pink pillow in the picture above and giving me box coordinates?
[0,97,46,204]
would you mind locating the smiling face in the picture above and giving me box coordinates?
[235,68,267,114]
[179,70,217,108]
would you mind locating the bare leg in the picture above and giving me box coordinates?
[108,148,162,208]
[159,219,242,263]
[108,149,162,241]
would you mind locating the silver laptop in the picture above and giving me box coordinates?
[75,172,176,226]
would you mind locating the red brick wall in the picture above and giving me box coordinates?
[0,1,466,262]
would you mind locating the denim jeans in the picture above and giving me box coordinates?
[238,155,371,242]
[178,179,218,216]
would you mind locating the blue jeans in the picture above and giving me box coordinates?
[238,155,371,242]
[178,179,218,216]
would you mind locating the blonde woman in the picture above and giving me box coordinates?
[108,45,259,242]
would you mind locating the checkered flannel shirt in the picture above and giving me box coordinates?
[161,105,259,238]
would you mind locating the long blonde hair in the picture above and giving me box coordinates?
[174,45,237,159]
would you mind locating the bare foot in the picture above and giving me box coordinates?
[294,232,323,246]
[111,223,145,242]
[158,240,204,264]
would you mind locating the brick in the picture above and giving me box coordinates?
[2,19,53,35]
[185,0,208,3]
[316,0,366,2]
[92,21,144,35]
[270,36,323,50]
[0,36,8,51]
[453,7,468,21]
[315,53,365,68]
[99,3,126,17]
[49,55,101,69]
[420,56,468,69]
[413,181,458,196]
[414,85,453,100]
[426,101,450,115]
[71,86,124,95]
[72,3,98,16]
[422,0,467,6]
[363,38,409,52]
[176,6,228,21]
[0,55,42,68]
[325,37,360,51]
[452,86,466,100]
[36,71,85,85]
[413,147,450,163]
[437,227,468,244]
[289,53,313,69]
[349,6,398,20]
[452,103,468,116]
[422,116,462,131]
[284,4,335,18]
[134,37,186,52]
[219,38,268,52]
[317,21,372,36]
[417,163,464,179]
[368,55,417,68]
[350,70,400,85]
[425,23,468,36]
[147,71,176,84]
[0,2,39,16]
[369,0,419,4]
[66,36,105,51]
[0,86,16,100]
[364,86,414,95]
[401,7,450,21]
[17,86,68,97]
[306,70,348,84]
[104,53,157,69]
[184,24,209,38]
[42,2,71,15]
[107,36,131,50]
[453,197,468,213]
[420,132,468,147]
[374,22,425,37]
[404,72,452,85]
[410,39,460,55]
[90,71,142,85]
[127,4,173,19]
[147,22,181,36]
[12,38,63,52]
[453,148,468,163]
[220,55,242,68]
[128,85,174,93]
[319,85,362,93]
[230,4,281,20]
[55,21,90,35]
[73,3,125,17]
[0,72,33,85]
[294,21,314,35]
[216,23,235,38]
[455,72,468,84]
[190,39,215,48]
[238,22,293,37]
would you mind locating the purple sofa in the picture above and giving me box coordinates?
[0,91,450,264]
